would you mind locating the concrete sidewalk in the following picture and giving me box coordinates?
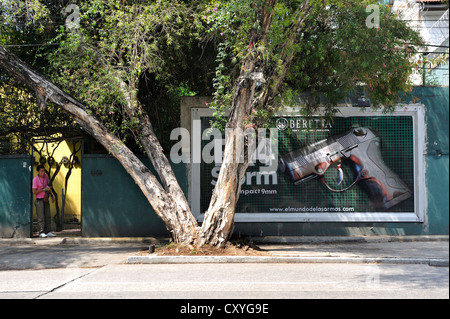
[1,235,447,269]
[127,235,450,266]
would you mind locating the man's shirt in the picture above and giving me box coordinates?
[32,174,49,199]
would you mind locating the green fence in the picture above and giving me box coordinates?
[81,155,187,237]
[0,155,32,238]
[417,86,449,234]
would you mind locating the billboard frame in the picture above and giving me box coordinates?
[190,104,426,223]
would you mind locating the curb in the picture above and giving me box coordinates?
[0,237,160,246]
[249,235,450,244]
[60,237,159,245]
[0,238,35,245]
[126,255,449,267]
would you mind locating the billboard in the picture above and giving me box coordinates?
[190,105,425,223]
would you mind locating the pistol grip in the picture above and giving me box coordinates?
[353,140,412,210]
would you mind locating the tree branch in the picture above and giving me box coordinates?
[0,45,197,237]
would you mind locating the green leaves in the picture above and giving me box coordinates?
[286,1,423,111]
[206,0,424,120]
[44,0,203,143]
[2,0,424,144]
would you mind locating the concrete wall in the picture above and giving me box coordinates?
[417,86,449,234]
[81,155,186,237]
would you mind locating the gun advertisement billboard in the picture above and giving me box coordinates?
[191,106,425,223]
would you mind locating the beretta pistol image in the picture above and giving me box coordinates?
[278,127,412,210]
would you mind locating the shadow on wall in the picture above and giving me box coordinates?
[0,156,32,238]
[81,155,172,237]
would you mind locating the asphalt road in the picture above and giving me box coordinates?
[1,263,448,299]
[1,238,448,300]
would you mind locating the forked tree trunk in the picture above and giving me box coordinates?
[198,0,313,246]
[198,78,256,246]
[197,0,277,246]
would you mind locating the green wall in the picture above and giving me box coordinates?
[416,86,449,234]
[0,155,32,238]
[81,155,187,237]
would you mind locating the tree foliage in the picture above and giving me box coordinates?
[0,1,79,151]
[1,0,423,143]
[45,0,204,146]
[1,0,211,150]
[205,0,423,129]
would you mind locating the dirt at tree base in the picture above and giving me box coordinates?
[139,241,270,256]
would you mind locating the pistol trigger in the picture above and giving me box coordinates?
[337,164,344,186]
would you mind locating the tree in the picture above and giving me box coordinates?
[2,0,203,244]
[0,0,423,247]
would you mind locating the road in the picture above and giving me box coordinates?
[1,263,448,299]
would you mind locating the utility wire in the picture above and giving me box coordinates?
[2,43,449,49]
[1,43,59,47]
[425,44,450,48]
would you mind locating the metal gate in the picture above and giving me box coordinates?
[0,155,32,238]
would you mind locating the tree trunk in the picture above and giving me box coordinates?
[197,0,313,246]
[198,34,266,246]
[197,72,257,246]
[116,78,199,242]
[198,138,251,246]
[0,46,199,244]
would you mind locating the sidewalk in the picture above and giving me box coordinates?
[127,235,449,266]
[1,235,448,269]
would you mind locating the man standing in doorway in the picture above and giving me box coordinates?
[32,165,56,238]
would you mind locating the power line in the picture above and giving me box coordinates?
[418,51,450,54]
[1,43,58,47]
[402,19,449,22]
[426,44,450,48]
